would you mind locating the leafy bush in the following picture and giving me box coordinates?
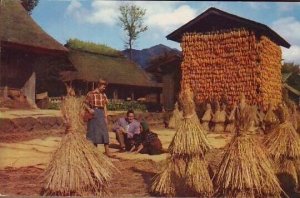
[107,101,147,112]
[47,97,147,112]
[48,101,61,110]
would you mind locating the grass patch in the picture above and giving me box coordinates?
[66,38,122,57]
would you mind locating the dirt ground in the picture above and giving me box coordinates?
[0,127,230,196]
[1,122,299,197]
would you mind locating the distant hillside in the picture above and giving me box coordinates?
[122,44,181,69]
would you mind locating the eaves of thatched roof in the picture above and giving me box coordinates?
[0,0,67,54]
[60,49,162,88]
[146,54,182,74]
[284,83,300,96]
[282,72,293,83]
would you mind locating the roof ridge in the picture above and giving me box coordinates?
[166,7,290,48]
[68,47,123,58]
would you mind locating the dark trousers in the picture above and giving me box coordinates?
[116,132,133,150]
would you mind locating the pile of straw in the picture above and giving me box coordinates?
[225,103,237,133]
[42,96,116,196]
[201,103,213,132]
[263,103,279,133]
[264,104,300,187]
[168,102,183,130]
[213,99,283,197]
[212,102,226,133]
[213,134,282,198]
[168,113,210,156]
[151,85,213,196]
[151,158,176,196]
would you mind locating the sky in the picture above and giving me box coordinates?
[31,1,300,64]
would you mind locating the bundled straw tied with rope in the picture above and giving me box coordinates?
[42,95,117,196]
[151,85,213,197]
[168,102,183,130]
[213,96,283,198]
[264,104,300,189]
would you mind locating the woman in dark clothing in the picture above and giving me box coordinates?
[134,121,164,155]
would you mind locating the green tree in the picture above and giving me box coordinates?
[118,4,148,60]
[21,0,39,15]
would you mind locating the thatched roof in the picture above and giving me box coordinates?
[282,72,293,83]
[146,54,182,74]
[65,38,122,57]
[0,0,67,54]
[60,49,162,88]
[167,7,290,48]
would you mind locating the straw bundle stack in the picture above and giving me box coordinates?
[212,102,226,133]
[151,159,176,196]
[213,100,283,197]
[264,104,300,186]
[151,86,213,196]
[213,134,283,198]
[168,102,183,130]
[42,96,116,196]
[263,103,279,133]
[225,103,237,133]
[201,103,213,132]
[180,29,282,109]
[168,86,211,156]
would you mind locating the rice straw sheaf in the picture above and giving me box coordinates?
[184,156,213,196]
[151,159,176,197]
[42,96,117,196]
[213,134,283,198]
[264,105,300,188]
[168,102,183,130]
[168,114,211,156]
[151,85,213,197]
[276,159,299,186]
[169,85,211,156]
[60,96,86,133]
[264,121,300,161]
[42,132,116,196]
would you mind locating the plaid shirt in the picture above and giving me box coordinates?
[143,132,158,145]
[85,90,108,108]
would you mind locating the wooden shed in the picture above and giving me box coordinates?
[60,48,162,103]
[0,0,72,107]
[146,53,182,110]
[167,7,290,109]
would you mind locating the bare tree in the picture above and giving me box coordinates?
[118,4,148,60]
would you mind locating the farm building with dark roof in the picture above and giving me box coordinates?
[0,0,73,108]
[166,7,291,109]
[60,47,162,103]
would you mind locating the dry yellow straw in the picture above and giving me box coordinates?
[42,96,117,196]
[168,102,183,130]
[151,84,213,197]
[213,134,283,198]
[214,100,283,198]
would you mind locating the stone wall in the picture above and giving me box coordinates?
[0,112,167,134]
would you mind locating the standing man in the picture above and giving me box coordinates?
[84,79,113,157]
[112,110,141,152]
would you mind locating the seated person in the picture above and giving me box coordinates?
[112,110,141,152]
[134,121,164,155]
